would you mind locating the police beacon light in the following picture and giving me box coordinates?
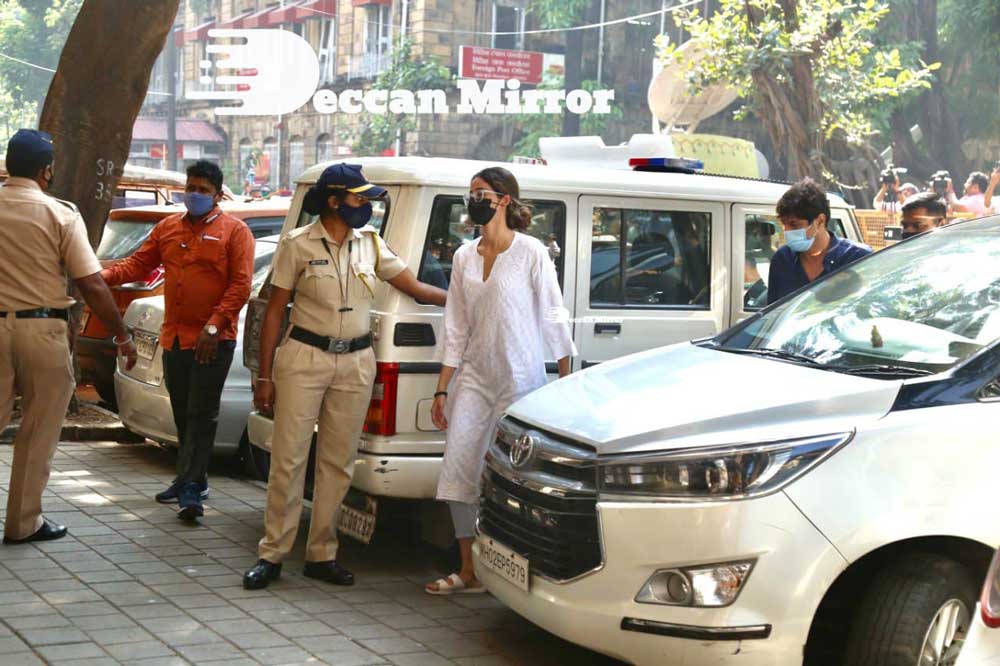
[629,157,705,173]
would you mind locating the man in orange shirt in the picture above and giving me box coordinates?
[102,161,255,520]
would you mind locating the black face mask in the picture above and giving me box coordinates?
[901,231,918,240]
[467,198,496,226]
[338,202,373,229]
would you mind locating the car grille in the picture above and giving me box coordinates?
[479,417,601,582]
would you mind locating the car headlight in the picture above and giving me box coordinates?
[636,561,755,607]
[599,433,852,499]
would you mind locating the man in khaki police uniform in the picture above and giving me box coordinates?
[244,164,447,589]
[0,129,137,543]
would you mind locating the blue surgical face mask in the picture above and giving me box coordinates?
[338,202,373,229]
[183,192,216,217]
[785,227,815,253]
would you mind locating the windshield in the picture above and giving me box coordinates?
[719,218,1000,374]
[96,219,158,260]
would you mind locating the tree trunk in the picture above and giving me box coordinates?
[39,0,181,247]
[888,0,968,184]
[38,0,180,411]
[562,3,593,136]
[561,22,584,137]
[748,0,828,184]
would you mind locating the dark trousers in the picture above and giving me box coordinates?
[162,339,235,486]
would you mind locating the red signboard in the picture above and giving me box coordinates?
[459,46,545,85]
[150,144,183,159]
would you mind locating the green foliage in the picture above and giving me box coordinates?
[659,0,937,147]
[936,0,1000,141]
[528,0,589,29]
[0,83,36,145]
[347,38,452,157]
[511,74,624,158]
[0,0,82,111]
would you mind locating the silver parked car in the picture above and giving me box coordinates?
[114,235,279,459]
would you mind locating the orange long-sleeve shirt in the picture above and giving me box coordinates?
[104,208,255,350]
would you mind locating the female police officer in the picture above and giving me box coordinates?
[244,164,446,589]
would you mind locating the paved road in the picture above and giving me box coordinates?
[0,440,625,666]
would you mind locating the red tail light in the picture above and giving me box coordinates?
[364,362,399,437]
[983,548,1000,628]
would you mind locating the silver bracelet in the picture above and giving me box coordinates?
[112,334,133,347]
[256,377,273,383]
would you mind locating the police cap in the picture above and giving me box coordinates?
[303,163,387,215]
[316,164,387,199]
[6,129,55,166]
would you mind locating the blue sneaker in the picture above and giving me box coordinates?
[177,482,204,521]
[155,481,209,504]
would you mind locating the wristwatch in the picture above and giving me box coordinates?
[205,324,219,336]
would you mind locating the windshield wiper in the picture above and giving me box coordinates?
[829,364,936,378]
[717,346,827,368]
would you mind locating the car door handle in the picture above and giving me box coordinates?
[594,323,621,335]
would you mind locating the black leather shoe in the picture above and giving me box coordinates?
[303,560,355,586]
[243,559,282,590]
[3,519,68,545]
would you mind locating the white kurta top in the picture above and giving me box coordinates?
[436,232,576,504]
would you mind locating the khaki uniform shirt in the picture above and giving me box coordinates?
[270,221,406,340]
[0,177,101,311]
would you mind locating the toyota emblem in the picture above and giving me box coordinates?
[510,433,537,469]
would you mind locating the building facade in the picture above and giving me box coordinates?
[141,0,672,189]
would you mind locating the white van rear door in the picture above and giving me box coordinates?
[574,195,726,370]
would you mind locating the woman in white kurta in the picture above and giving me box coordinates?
[425,168,576,595]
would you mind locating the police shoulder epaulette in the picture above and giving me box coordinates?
[52,197,79,213]
[287,225,310,240]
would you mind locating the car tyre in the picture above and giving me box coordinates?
[841,552,976,666]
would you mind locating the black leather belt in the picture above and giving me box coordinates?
[0,308,69,320]
[290,326,373,354]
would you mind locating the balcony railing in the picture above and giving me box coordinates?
[348,51,392,80]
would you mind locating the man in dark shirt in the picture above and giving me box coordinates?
[767,179,871,304]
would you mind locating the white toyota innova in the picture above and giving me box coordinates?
[475,216,1000,665]
[243,155,863,541]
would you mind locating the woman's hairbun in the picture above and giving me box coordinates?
[303,186,325,216]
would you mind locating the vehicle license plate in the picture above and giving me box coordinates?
[478,535,530,592]
[78,311,90,334]
[337,502,376,544]
[135,332,157,360]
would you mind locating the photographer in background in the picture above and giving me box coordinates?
[930,170,952,198]
[873,166,912,212]
[948,171,995,217]
[900,193,948,239]
[983,166,999,214]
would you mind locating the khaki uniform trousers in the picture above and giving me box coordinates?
[0,316,75,540]
[258,338,376,563]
